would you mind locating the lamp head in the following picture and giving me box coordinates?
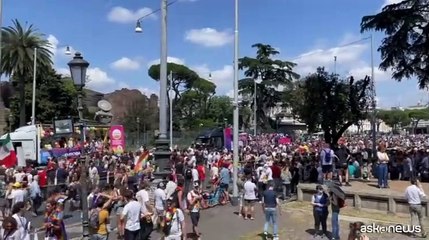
[68,52,90,89]
[135,21,143,33]
[255,72,263,84]
[65,46,71,55]
[208,73,212,81]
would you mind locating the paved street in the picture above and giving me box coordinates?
[26,201,425,240]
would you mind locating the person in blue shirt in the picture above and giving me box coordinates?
[219,164,231,202]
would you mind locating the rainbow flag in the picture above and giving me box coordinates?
[134,150,150,172]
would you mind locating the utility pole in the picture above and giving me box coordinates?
[370,34,377,157]
[231,0,240,206]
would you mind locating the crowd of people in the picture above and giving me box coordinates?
[0,133,426,239]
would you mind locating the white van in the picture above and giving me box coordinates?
[0,125,41,164]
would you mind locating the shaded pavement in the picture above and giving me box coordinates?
[58,202,425,240]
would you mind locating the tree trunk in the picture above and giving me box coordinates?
[18,79,26,126]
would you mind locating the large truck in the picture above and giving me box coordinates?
[0,125,41,164]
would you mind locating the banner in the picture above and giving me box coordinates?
[278,137,291,145]
[224,127,232,151]
[109,125,126,154]
[50,147,81,158]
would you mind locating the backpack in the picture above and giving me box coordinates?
[323,149,332,163]
[89,208,100,229]
[338,198,346,208]
[171,188,181,208]
[185,168,193,180]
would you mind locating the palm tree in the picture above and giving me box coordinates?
[1,19,53,126]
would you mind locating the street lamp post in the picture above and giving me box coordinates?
[253,72,262,136]
[67,52,90,238]
[137,117,140,147]
[231,0,240,206]
[31,46,71,126]
[136,0,171,177]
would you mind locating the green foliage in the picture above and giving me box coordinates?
[377,108,429,130]
[1,19,54,126]
[360,0,429,88]
[147,62,231,130]
[9,68,78,129]
[238,43,299,130]
[148,63,200,101]
[377,109,410,129]
[290,67,371,145]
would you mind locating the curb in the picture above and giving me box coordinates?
[285,207,409,225]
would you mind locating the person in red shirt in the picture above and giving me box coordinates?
[271,161,282,193]
[196,162,206,189]
[38,168,48,199]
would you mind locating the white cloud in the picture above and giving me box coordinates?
[110,57,141,71]
[147,57,185,67]
[192,64,234,92]
[107,6,156,24]
[290,34,391,82]
[138,87,159,96]
[184,28,233,47]
[382,0,403,8]
[86,68,116,92]
[348,66,392,82]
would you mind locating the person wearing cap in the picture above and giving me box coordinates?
[187,182,202,239]
[311,184,330,238]
[163,197,186,240]
[8,183,26,209]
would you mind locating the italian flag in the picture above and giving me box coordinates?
[0,134,17,168]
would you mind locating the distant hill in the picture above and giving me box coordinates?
[85,88,159,125]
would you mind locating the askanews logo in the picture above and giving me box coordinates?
[360,223,421,234]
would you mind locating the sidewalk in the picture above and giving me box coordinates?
[68,201,425,240]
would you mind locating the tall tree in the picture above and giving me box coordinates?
[238,43,299,129]
[377,109,410,130]
[148,63,200,102]
[361,0,429,88]
[290,67,371,145]
[1,20,53,126]
[9,68,78,128]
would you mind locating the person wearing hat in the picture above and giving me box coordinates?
[163,197,186,240]
[311,184,330,238]
[8,182,25,208]
[187,182,202,239]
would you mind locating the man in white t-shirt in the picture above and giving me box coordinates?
[120,190,141,240]
[136,181,153,239]
[164,197,186,240]
[153,182,166,229]
[191,166,199,184]
[243,175,257,220]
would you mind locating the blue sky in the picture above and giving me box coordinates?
[5,0,427,108]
